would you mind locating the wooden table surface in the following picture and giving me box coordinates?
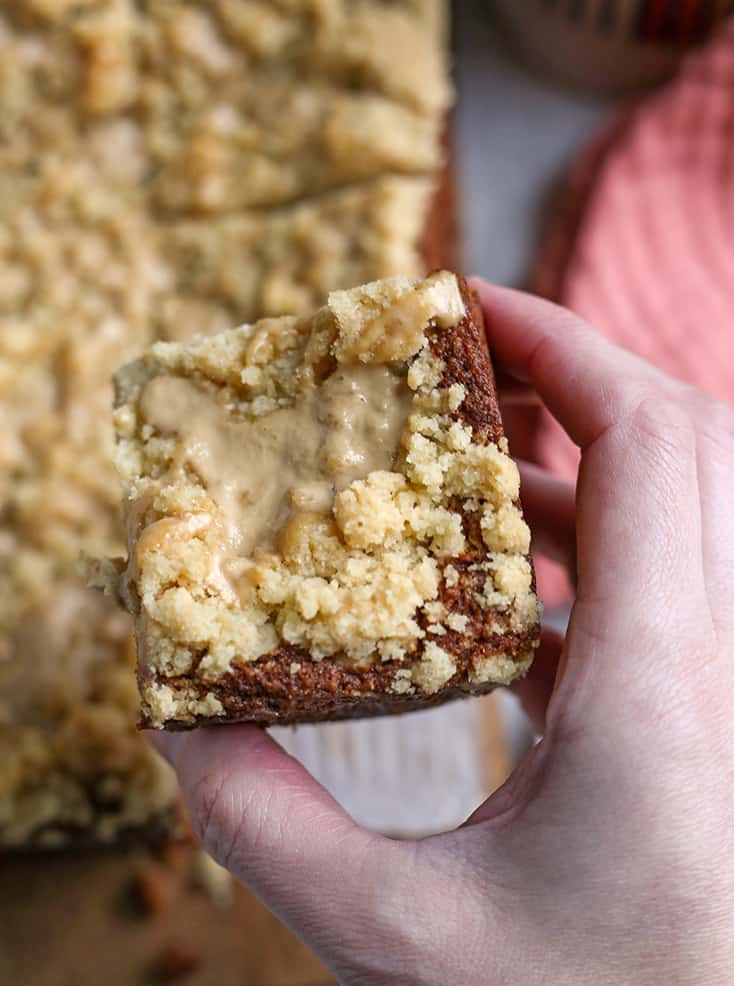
[0,846,334,986]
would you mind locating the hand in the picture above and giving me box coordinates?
[153,282,734,985]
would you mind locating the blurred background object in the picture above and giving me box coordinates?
[494,0,734,93]
[532,19,734,493]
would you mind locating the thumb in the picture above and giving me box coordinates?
[152,726,393,946]
[153,727,501,983]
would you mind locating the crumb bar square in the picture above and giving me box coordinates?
[112,272,540,729]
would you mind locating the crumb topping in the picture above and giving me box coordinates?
[411,641,456,695]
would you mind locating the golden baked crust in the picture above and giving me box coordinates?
[113,274,540,729]
[0,0,453,844]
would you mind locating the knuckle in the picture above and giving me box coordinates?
[189,769,223,845]
[189,768,237,869]
[189,767,271,877]
[527,331,567,383]
[623,393,696,456]
[626,392,685,430]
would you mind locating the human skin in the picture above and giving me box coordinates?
[153,281,734,985]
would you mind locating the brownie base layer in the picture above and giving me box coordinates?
[139,278,539,730]
[156,644,535,730]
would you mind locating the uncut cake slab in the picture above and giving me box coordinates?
[0,0,453,847]
[111,271,540,729]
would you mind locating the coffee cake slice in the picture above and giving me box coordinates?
[112,272,540,729]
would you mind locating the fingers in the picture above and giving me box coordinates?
[471,279,672,451]
[472,278,720,726]
[517,460,576,574]
[151,726,398,947]
[473,277,698,629]
[569,394,707,650]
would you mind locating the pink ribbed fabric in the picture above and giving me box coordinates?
[532,20,734,604]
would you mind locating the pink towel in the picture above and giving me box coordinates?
[532,19,734,605]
